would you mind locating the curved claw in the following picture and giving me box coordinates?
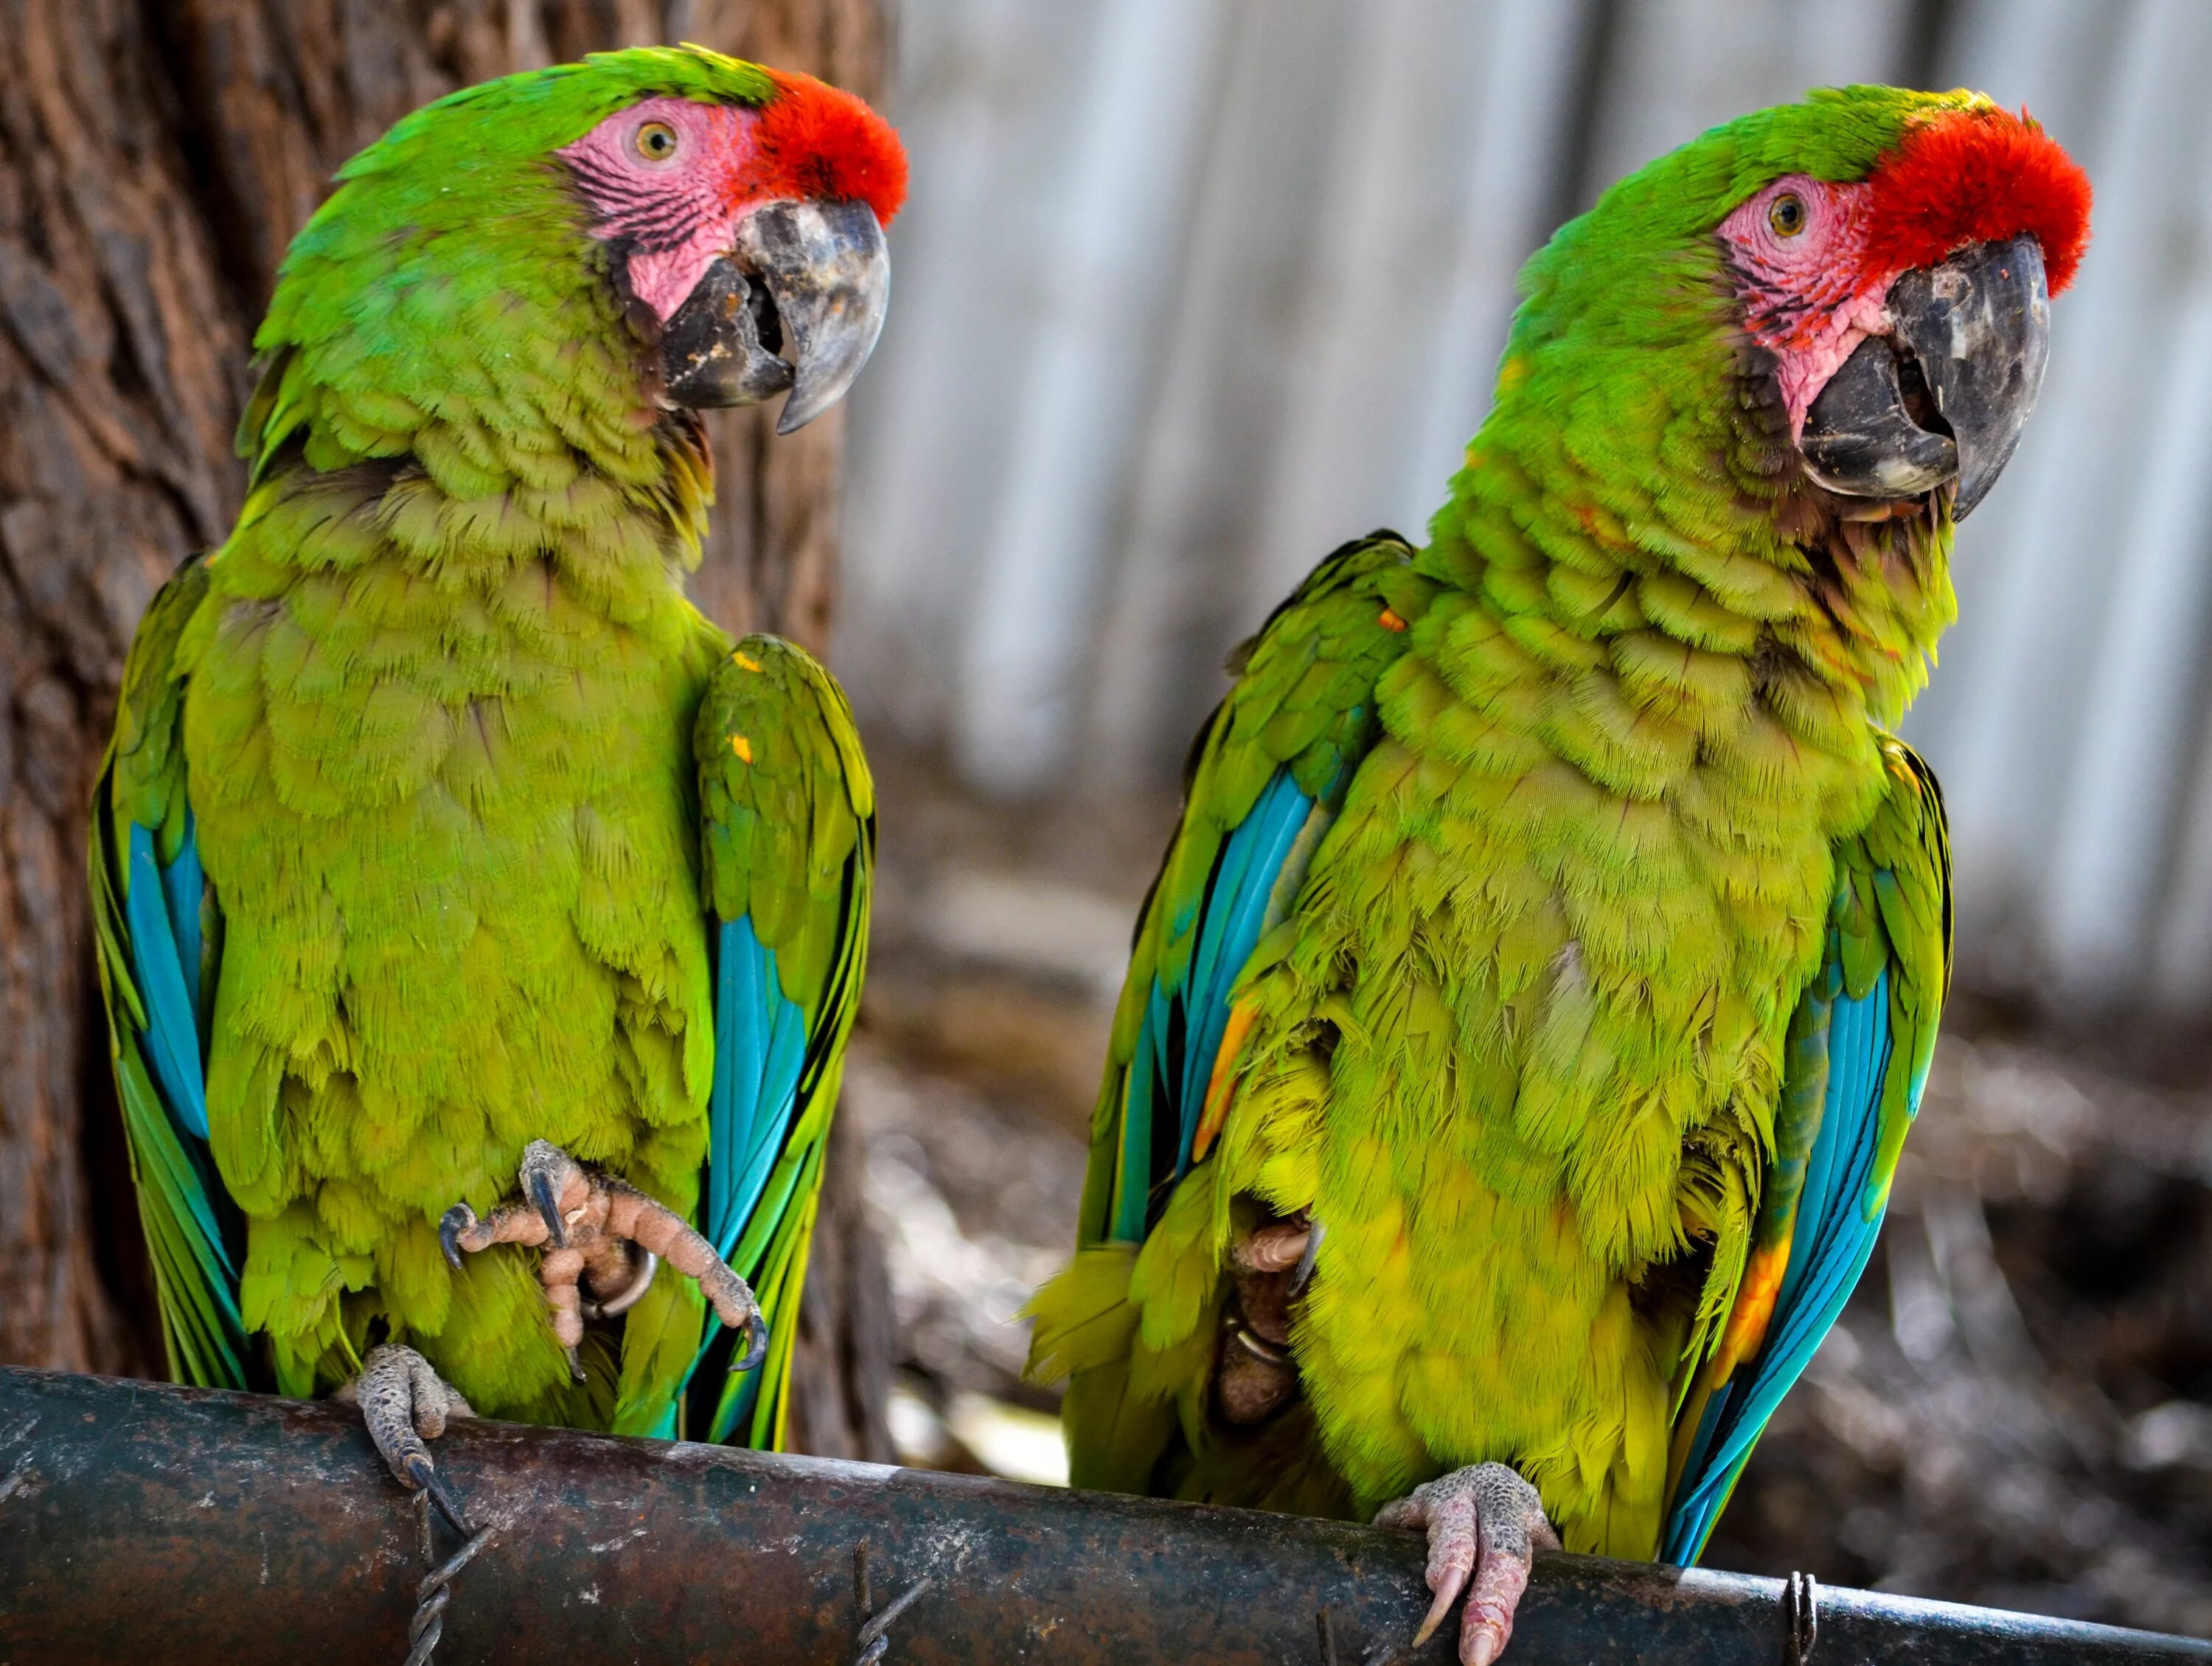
[400,1450,474,1538]
[579,1249,659,1322]
[529,1167,567,1250]
[728,1313,771,1375]
[437,1205,474,1272]
[1289,1220,1325,1298]
[1378,1462,1554,1666]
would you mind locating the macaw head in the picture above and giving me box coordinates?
[552,58,905,431]
[248,47,906,487]
[1499,87,2090,527]
[1710,94,2089,518]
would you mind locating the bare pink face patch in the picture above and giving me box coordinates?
[558,94,763,322]
[1717,174,1893,437]
[558,77,906,330]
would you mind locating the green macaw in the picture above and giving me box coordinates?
[89,46,903,1519]
[1029,88,2090,1662]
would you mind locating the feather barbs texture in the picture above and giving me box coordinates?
[1865,105,2091,294]
[754,69,908,226]
[690,636,874,1445]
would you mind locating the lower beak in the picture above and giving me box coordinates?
[1798,235,2051,519]
[659,199,890,432]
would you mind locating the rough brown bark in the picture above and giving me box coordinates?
[0,0,894,1460]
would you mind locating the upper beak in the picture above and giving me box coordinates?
[658,198,890,432]
[1798,235,2051,519]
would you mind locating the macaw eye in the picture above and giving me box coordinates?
[1768,192,1807,237]
[634,122,680,163]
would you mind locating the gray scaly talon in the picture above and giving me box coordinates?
[338,1343,476,1535]
[579,1248,659,1321]
[1374,1462,1557,1666]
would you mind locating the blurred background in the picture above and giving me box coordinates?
[1,0,2207,1644]
[827,0,2212,1637]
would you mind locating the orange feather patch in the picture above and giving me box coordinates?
[1708,1240,1792,1388]
[1191,999,1260,1164]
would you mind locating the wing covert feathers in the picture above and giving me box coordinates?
[92,554,251,1390]
[1031,532,1432,1496]
[1083,532,1435,1247]
[1660,737,1949,1561]
[689,634,873,1446]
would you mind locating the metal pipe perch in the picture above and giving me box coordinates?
[0,1367,2205,1665]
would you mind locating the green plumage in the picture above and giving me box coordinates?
[1031,87,1964,1558]
[91,47,872,1442]
[692,637,874,1446]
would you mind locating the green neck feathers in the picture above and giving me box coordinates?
[1418,88,1972,762]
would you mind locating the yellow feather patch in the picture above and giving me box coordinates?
[731,650,762,672]
[730,734,754,763]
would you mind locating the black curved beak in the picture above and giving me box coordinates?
[1798,235,2051,519]
[659,198,890,432]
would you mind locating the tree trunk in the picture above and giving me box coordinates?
[0,0,895,1461]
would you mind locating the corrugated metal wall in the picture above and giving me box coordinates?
[839,0,2212,1010]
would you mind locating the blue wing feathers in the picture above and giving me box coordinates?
[1175,774,1314,1170]
[756,999,808,1179]
[707,914,806,1261]
[1661,971,1897,1564]
[127,820,210,1141]
[118,813,245,1372]
[687,912,810,1423]
[1113,1003,1164,1242]
[161,819,206,1038]
[1112,768,1318,1243]
[709,914,760,1240]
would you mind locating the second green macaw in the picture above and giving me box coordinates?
[1029,88,2090,1663]
[91,47,904,1518]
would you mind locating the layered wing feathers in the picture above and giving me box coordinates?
[95,575,874,1445]
[91,554,250,1390]
[1660,738,1950,1562]
[1034,535,1433,1492]
[686,635,874,1447]
[1085,534,1437,1249]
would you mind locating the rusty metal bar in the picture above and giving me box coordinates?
[0,1367,2205,1665]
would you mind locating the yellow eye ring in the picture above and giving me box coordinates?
[1768,192,1807,237]
[634,121,680,162]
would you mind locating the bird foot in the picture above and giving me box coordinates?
[1218,1213,1315,1426]
[1373,1463,1557,1666]
[439,1139,767,1383]
[335,1343,476,1535]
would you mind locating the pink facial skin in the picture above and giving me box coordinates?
[558,95,767,323]
[1716,174,1893,439]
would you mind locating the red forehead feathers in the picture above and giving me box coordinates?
[750,70,907,226]
[1863,106,2091,294]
